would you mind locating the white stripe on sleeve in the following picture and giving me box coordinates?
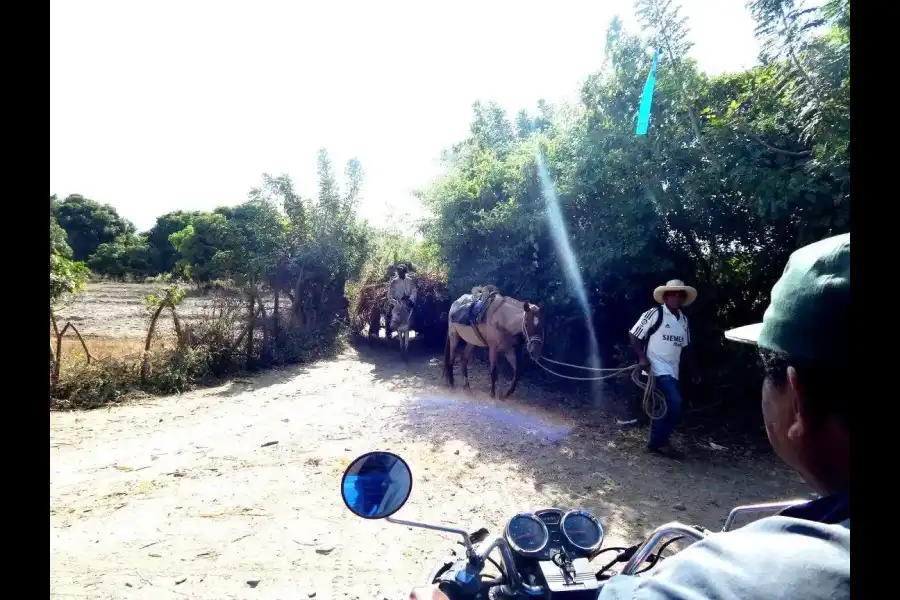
[629,308,657,339]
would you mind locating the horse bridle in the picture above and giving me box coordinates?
[521,312,543,355]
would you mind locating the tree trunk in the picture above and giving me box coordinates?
[257,293,270,361]
[50,345,56,388]
[272,290,280,339]
[142,302,168,382]
[170,306,184,346]
[246,293,255,366]
[290,265,306,328]
[51,310,61,387]
[232,305,264,351]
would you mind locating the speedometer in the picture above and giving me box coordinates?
[561,510,604,552]
[505,513,549,554]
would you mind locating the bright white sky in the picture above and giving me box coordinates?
[51,0,761,232]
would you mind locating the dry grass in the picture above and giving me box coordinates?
[52,334,177,364]
[50,283,348,410]
[50,332,195,410]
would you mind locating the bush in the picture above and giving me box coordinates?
[50,288,350,410]
[51,358,140,409]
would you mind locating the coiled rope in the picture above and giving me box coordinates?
[535,356,667,420]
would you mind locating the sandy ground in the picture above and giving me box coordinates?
[51,338,811,600]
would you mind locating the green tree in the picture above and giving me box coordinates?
[52,194,136,261]
[515,110,534,139]
[169,213,233,282]
[86,233,154,279]
[50,213,72,259]
[146,211,205,274]
[50,207,89,304]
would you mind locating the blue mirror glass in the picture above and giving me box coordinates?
[341,452,412,519]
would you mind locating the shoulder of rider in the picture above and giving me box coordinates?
[598,516,848,600]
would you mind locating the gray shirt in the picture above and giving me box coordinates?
[597,493,850,600]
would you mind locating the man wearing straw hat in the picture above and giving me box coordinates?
[592,235,849,599]
[628,279,698,457]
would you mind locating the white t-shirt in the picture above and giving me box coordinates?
[629,305,690,380]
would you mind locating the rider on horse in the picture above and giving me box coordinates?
[386,264,417,337]
[389,265,417,310]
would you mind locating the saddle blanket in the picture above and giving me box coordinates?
[449,293,495,326]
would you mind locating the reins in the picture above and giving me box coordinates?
[534,356,667,420]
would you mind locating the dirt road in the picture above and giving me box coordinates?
[50,343,809,600]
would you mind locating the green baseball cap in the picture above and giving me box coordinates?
[725,233,850,364]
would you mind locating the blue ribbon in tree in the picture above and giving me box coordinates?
[635,48,661,135]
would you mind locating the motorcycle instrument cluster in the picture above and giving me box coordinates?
[505,513,550,554]
[561,510,604,552]
[504,509,605,561]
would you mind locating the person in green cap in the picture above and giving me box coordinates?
[593,233,850,599]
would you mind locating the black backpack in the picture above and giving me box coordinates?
[642,305,665,351]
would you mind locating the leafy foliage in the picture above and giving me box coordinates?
[50,206,89,304]
[145,210,205,273]
[86,233,154,279]
[52,194,136,262]
[420,0,849,408]
[50,254,90,305]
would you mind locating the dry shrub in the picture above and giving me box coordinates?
[51,346,212,410]
[269,320,348,365]
[52,357,140,409]
[349,282,387,334]
[50,289,350,410]
[183,279,242,299]
[178,293,245,375]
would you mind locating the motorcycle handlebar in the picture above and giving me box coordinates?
[619,522,709,575]
[475,535,545,597]
[405,500,805,598]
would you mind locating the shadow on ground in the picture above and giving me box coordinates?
[352,336,811,539]
[214,365,313,398]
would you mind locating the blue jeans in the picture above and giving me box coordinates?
[648,375,683,449]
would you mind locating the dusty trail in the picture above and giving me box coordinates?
[50,343,808,600]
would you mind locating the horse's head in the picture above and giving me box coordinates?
[521,301,544,361]
[389,299,410,330]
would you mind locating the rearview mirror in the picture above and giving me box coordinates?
[340,452,412,519]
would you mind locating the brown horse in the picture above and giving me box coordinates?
[444,294,544,398]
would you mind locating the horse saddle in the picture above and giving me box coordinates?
[450,287,500,326]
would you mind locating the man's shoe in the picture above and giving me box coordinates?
[647,444,685,459]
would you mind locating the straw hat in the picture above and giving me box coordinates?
[653,279,697,306]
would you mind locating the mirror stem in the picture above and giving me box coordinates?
[386,517,478,563]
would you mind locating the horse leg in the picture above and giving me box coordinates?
[445,331,460,387]
[489,344,499,398]
[500,346,520,399]
[369,307,380,340]
[461,343,475,395]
